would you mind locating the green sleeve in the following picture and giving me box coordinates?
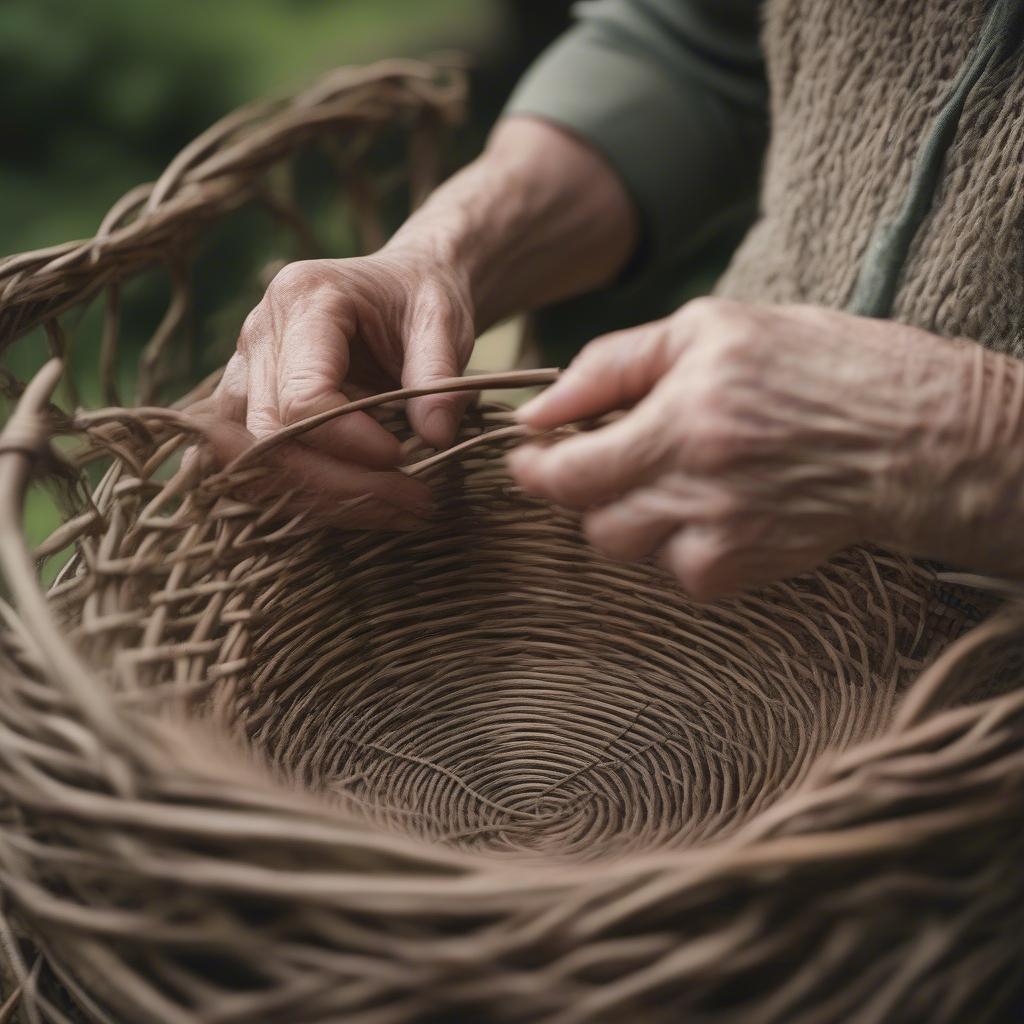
[504,0,767,276]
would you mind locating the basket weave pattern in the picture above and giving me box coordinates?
[0,61,1022,1024]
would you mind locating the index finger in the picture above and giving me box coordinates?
[516,319,682,429]
[507,397,668,510]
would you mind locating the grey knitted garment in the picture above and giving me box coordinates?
[716,0,1024,356]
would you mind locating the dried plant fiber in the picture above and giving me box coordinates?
[0,60,1022,1024]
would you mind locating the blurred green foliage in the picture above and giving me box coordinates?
[0,0,504,255]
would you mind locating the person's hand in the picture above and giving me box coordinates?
[199,245,477,527]
[508,298,974,600]
[192,115,640,529]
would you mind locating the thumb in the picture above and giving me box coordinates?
[402,300,474,449]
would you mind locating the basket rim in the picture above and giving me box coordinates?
[1,55,1022,1024]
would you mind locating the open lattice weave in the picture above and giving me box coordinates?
[0,60,1023,1024]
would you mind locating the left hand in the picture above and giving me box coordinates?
[508,298,967,600]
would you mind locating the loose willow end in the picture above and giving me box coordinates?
[0,59,1022,1024]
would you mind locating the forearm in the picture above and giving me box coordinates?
[384,116,639,332]
[875,339,1024,577]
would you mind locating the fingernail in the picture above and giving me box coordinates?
[424,406,455,446]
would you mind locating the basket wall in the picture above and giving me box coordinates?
[0,60,1022,1024]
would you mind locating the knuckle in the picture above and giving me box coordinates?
[277,383,311,426]
[411,281,466,337]
[247,407,279,438]
[583,331,621,360]
[684,413,739,471]
[623,321,679,389]
[677,295,724,325]
[669,534,730,602]
[679,295,746,325]
[543,469,584,508]
[583,509,631,559]
[681,297,757,358]
[582,507,614,547]
[268,260,320,298]
[265,261,345,317]
[705,486,745,524]
[713,326,757,364]
[625,411,671,468]
[683,570,722,604]
[542,453,595,508]
[412,349,456,382]
[237,304,268,354]
[415,278,454,312]
[277,365,334,425]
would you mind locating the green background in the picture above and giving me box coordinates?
[1,0,512,255]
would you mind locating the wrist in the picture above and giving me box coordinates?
[375,230,476,321]
[381,208,486,336]
[384,117,638,332]
[869,338,1024,571]
[382,147,538,331]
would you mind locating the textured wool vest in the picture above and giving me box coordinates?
[716,0,1024,356]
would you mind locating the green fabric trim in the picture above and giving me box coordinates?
[503,0,766,282]
[848,0,1024,319]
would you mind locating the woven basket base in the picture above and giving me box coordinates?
[216,423,952,862]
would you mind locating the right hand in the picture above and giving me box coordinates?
[197,245,476,528]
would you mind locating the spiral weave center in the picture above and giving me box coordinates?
[224,426,934,860]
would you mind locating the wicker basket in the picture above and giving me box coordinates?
[1,61,1022,1024]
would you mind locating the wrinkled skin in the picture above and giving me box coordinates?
[196,246,475,528]
[194,116,1024,596]
[508,298,1007,601]
[193,118,637,530]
